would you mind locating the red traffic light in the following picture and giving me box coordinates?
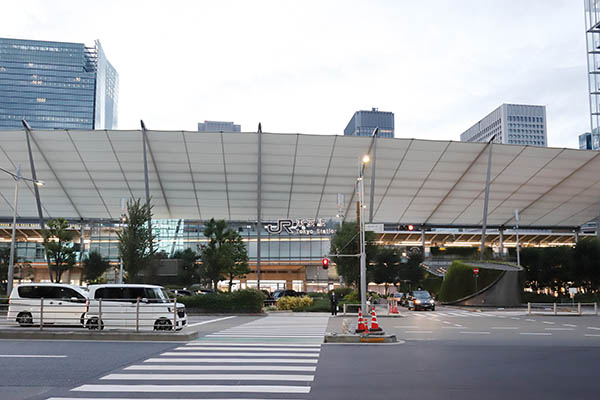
[407,224,415,231]
[322,258,330,269]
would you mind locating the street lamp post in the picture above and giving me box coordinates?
[0,166,44,296]
[358,154,370,314]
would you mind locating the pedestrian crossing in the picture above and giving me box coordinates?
[46,315,329,400]
[407,310,526,319]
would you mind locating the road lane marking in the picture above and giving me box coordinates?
[519,332,552,336]
[187,342,321,347]
[496,315,507,318]
[126,365,317,371]
[585,334,600,337]
[491,327,519,330]
[510,317,520,320]
[562,324,577,328]
[587,327,600,330]
[460,331,490,334]
[442,321,451,324]
[542,321,555,325]
[72,384,311,393]
[101,373,314,381]
[453,324,463,327]
[545,328,573,331]
[145,358,318,363]
[0,355,67,358]
[525,319,536,322]
[173,347,320,352]
[441,326,462,329]
[161,352,318,357]
[186,316,237,327]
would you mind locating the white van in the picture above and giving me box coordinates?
[7,283,88,327]
[85,284,187,331]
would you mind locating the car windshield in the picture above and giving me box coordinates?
[414,292,431,299]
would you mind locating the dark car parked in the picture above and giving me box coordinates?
[272,289,299,300]
[407,290,435,311]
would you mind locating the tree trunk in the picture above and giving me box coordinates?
[228,276,233,292]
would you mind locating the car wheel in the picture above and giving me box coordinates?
[154,318,173,331]
[16,312,33,327]
[86,317,104,330]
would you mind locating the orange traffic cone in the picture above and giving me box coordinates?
[355,307,367,333]
[369,307,383,332]
[393,303,398,314]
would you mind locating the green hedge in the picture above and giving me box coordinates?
[438,261,502,303]
[178,289,264,313]
[299,298,330,312]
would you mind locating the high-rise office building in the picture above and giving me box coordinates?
[579,131,600,150]
[460,104,547,146]
[198,120,241,132]
[585,0,600,135]
[0,38,118,130]
[343,108,394,138]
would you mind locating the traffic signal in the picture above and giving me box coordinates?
[322,257,330,269]
[398,224,416,231]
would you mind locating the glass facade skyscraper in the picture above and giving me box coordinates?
[0,38,118,130]
[343,108,394,138]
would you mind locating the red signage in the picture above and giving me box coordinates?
[473,268,479,274]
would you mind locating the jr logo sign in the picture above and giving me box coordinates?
[265,218,334,235]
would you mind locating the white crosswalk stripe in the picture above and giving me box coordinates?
[48,315,329,400]
[405,310,528,319]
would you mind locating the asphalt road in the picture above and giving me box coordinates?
[1,309,599,400]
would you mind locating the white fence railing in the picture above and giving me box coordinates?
[0,297,186,332]
[527,302,598,316]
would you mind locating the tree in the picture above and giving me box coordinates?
[83,251,110,283]
[42,218,77,283]
[573,238,600,290]
[397,250,424,289]
[330,222,377,288]
[172,248,200,285]
[117,199,156,283]
[200,219,250,292]
[370,247,402,295]
[0,247,9,293]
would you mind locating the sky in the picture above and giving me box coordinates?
[0,0,591,148]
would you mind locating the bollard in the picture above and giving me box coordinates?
[527,302,531,315]
[553,303,557,316]
[40,297,44,331]
[173,296,177,332]
[343,304,347,315]
[578,302,582,316]
[595,302,598,316]
[136,298,140,332]
[98,298,102,330]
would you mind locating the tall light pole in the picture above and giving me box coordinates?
[0,166,44,295]
[358,154,370,314]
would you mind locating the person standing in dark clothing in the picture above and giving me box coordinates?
[329,290,338,316]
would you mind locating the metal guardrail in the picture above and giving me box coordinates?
[527,302,598,316]
[0,297,186,332]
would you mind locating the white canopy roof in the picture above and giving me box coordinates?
[0,129,599,228]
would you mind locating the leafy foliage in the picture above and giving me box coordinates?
[42,218,76,283]
[330,222,376,288]
[83,250,110,283]
[117,199,156,283]
[438,260,502,302]
[276,296,313,311]
[200,219,250,292]
[178,289,264,313]
[171,248,200,286]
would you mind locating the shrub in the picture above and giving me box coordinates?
[299,298,330,312]
[438,261,502,303]
[277,296,313,311]
[178,288,264,313]
[343,290,360,303]
[307,292,327,299]
[330,287,353,299]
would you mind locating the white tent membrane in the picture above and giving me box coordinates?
[0,129,599,228]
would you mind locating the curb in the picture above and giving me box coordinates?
[0,329,199,342]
